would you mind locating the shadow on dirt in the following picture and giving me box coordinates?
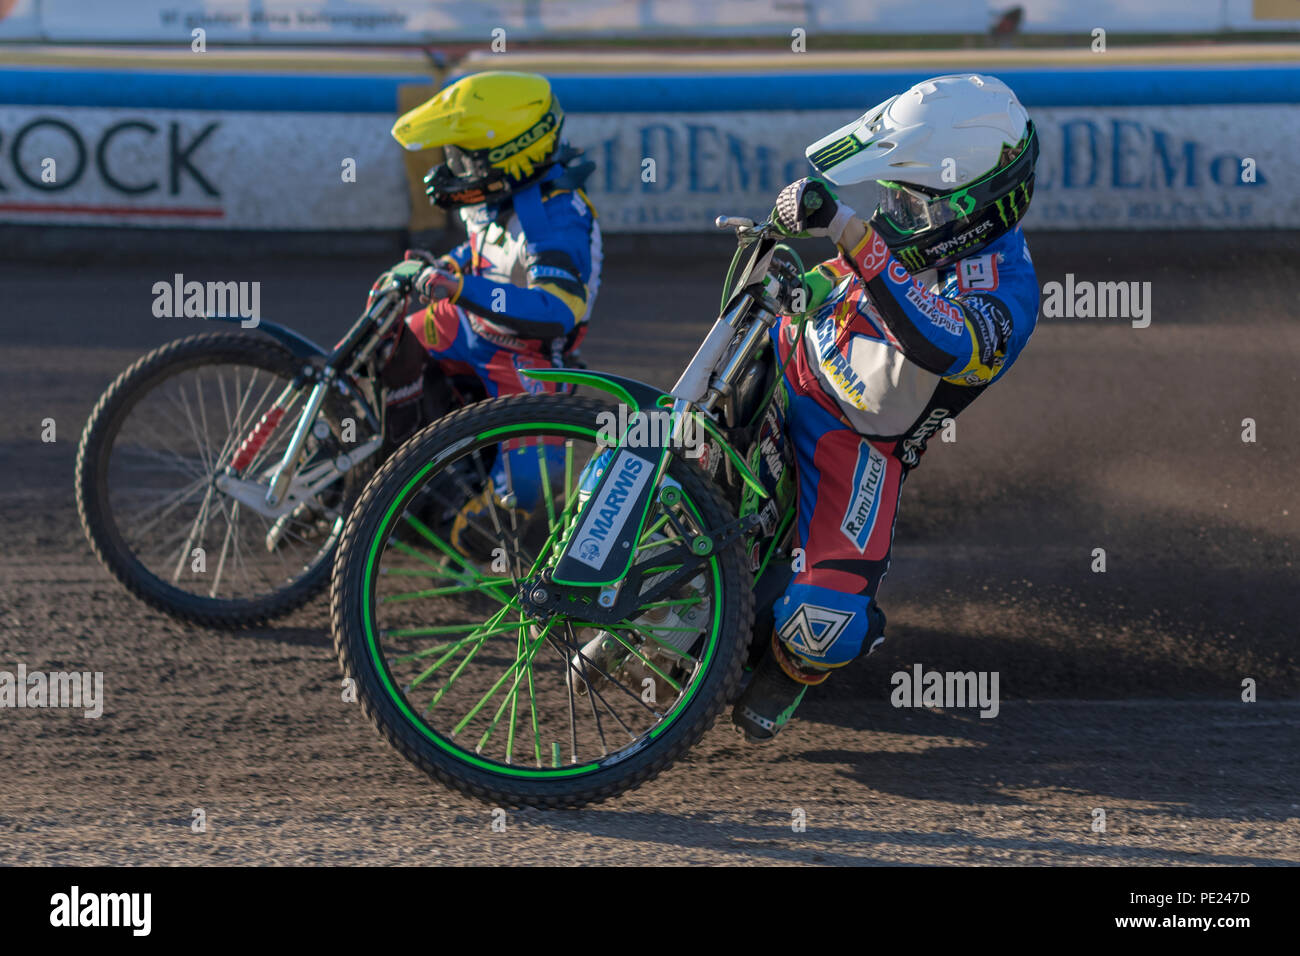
[526,796,1295,866]
[794,699,1299,825]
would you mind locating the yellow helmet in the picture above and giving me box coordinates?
[392,71,565,208]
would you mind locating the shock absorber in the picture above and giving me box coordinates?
[229,406,286,474]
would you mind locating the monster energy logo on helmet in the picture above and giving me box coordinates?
[809,133,879,171]
[895,246,926,271]
[992,181,1032,228]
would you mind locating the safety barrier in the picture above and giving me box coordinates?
[1,63,1296,231]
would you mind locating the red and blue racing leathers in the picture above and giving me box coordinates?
[403,172,602,507]
[767,225,1038,667]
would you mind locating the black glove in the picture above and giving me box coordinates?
[773,177,849,239]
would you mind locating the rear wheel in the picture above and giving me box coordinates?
[331,393,754,808]
[75,332,374,627]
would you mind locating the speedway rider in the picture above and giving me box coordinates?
[733,74,1041,741]
[377,71,601,543]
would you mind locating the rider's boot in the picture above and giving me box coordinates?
[732,602,886,742]
[731,631,832,743]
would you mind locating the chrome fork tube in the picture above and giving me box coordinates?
[265,369,333,508]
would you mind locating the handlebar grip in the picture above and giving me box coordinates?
[715,215,756,230]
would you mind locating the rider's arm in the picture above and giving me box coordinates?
[835,216,869,253]
[453,194,596,339]
[441,240,473,272]
[835,223,1026,385]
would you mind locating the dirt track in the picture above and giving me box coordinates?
[0,230,1297,865]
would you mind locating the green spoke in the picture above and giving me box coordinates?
[389,536,452,571]
[422,602,528,713]
[506,614,523,764]
[389,636,483,664]
[639,562,685,575]
[406,604,514,693]
[564,440,574,515]
[637,535,684,552]
[455,620,555,739]
[638,512,670,543]
[387,618,528,639]
[519,471,590,578]
[384,566,511,581]
[391,518,514,606]
[473,617,554,756]
[536,443,556,533]
[527,627,542,765]
[381,580,513,604]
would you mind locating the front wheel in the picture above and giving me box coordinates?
[75,332,373,627]
[330,393,754,808]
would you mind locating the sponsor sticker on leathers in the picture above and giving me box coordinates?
[841,440,888,551]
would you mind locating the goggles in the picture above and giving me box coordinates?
[872,122,1039,237]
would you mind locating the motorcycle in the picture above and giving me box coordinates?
[330,212,816,807]
[75,267,488,627]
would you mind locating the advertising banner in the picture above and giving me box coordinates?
[0,68,1294,231]
[0,104,407,228]
[565,105,1296,232]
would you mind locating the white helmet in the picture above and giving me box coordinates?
[806,73,1038,271]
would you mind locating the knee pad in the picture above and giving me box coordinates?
[773,583,886,667]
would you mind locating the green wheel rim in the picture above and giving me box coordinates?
[359,420,724,780]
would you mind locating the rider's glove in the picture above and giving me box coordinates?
[403,248,459,272]
[414,264,462,303]
[374,259,461,303]
[773,177,855,243]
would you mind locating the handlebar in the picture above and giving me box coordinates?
[714,214,780,240]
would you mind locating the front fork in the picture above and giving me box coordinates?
[264,367,335,508]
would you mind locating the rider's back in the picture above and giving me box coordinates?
[794,224,1038,467]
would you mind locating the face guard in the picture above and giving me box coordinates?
[424,145,511,208]
[422,103,564,209]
